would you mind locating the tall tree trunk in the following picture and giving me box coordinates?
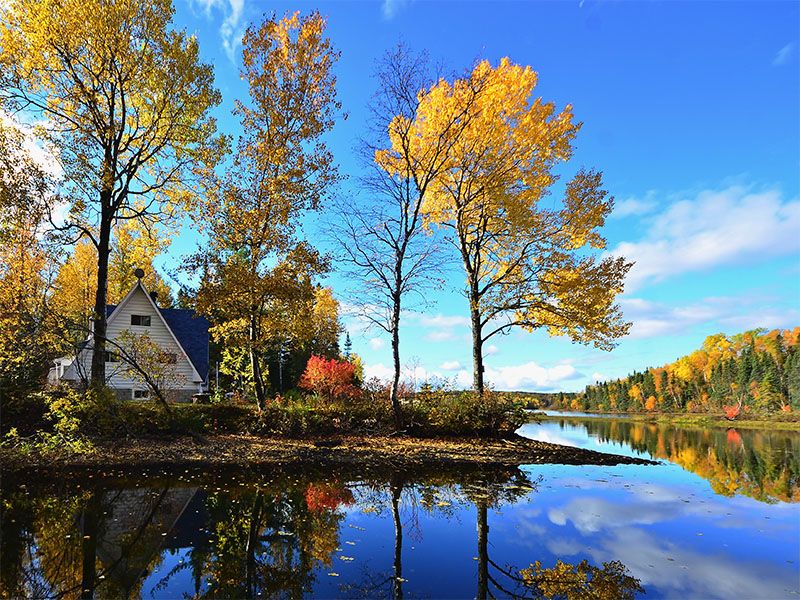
[89,211,111,389]
[390,473,404,600]
[470,298,485,397]
[249,314,266,410]
[80,491,102,599]
[476,500,488,600]
[390,294,403,430]
[245,491,264,598]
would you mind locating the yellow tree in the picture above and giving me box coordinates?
[401,58,631,394]
[0,0,222,388]
[196,12,340,409]
[0,120,59,396]
[52,220,174,331]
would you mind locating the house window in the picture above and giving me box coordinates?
[131,315,151,326]
[105,351,119,363]
[160,352,177,364]
[133,389,149,399]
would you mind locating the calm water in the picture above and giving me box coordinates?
[2,419,798,599]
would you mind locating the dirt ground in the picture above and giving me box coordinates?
[0,432,656,480]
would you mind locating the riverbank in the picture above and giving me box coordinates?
[533,410,800,431]
[0,432,656,477]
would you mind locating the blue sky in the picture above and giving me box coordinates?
[166,0,800,392]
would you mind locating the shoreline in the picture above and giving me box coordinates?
[0,432,656,479]
[530,411,800,430]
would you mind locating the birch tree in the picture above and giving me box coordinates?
[330,46,469,427]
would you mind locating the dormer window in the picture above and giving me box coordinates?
[131,315,151,326]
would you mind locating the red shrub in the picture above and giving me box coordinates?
[305,482,354,512]
[723,404,741,420]
[298,355,361,401]
[726,428,742,445]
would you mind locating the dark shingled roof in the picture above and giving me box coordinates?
[106,304,210,381]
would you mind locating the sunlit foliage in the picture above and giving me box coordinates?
[0,0,222,386]
[558,329,800,414]
[390,58,631,393]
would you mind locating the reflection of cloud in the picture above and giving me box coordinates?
[588,527,797,600]
[510,475,799,600]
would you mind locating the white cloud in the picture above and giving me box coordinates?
[364,362,393,382]
[192,0,246,63]
[591,372,606,382]
[485,361,580,391]
[381,0,410,20]
[620,295,800,340]
[485,344,499,356]
[426,329,456,342]
[612,194,657,218]
[440,360,462,371]
[368,337,385,350]
[419,314,471,328]
[610,185,800,292]
[773,41,795,66]
[0,111,62,180]
[364,358,578,391]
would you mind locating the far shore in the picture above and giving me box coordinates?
[0,432,656,478]
[530,410,800,431]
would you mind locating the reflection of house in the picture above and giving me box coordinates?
[49,275,210,401]
[94,487,200,596]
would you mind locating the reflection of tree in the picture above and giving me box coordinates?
[472,502,642,600]
[2,464,643,599]
[390,473,404,600]
[179,478,350,598]
[572,419,800,502]
[458,472,642,600]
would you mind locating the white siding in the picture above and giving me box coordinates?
[61,285,201,393]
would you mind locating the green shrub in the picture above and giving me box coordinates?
[408,390,527,437]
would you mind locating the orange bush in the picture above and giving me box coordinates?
[298,355,361,401]
[305,482,354,512]
[723,404,741,420]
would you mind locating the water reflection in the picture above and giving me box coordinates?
[1,466,647,599]
[3,457,798,599]
[537,418,800,503]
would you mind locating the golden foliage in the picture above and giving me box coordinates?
[52,221,173,328]
[386,57,631,392]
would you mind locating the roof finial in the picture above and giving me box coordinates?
[134,268,145,280]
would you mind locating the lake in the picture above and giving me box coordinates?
[2,417,798,599]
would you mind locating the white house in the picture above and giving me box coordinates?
[50,277,210,402]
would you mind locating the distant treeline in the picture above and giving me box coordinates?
[550,329,800,414]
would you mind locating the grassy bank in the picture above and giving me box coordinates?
[532,410,800,431]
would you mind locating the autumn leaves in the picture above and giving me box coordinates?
[0,0,631,409]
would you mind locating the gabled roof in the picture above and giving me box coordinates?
[105,304,210,380]
[106,282,211,382]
